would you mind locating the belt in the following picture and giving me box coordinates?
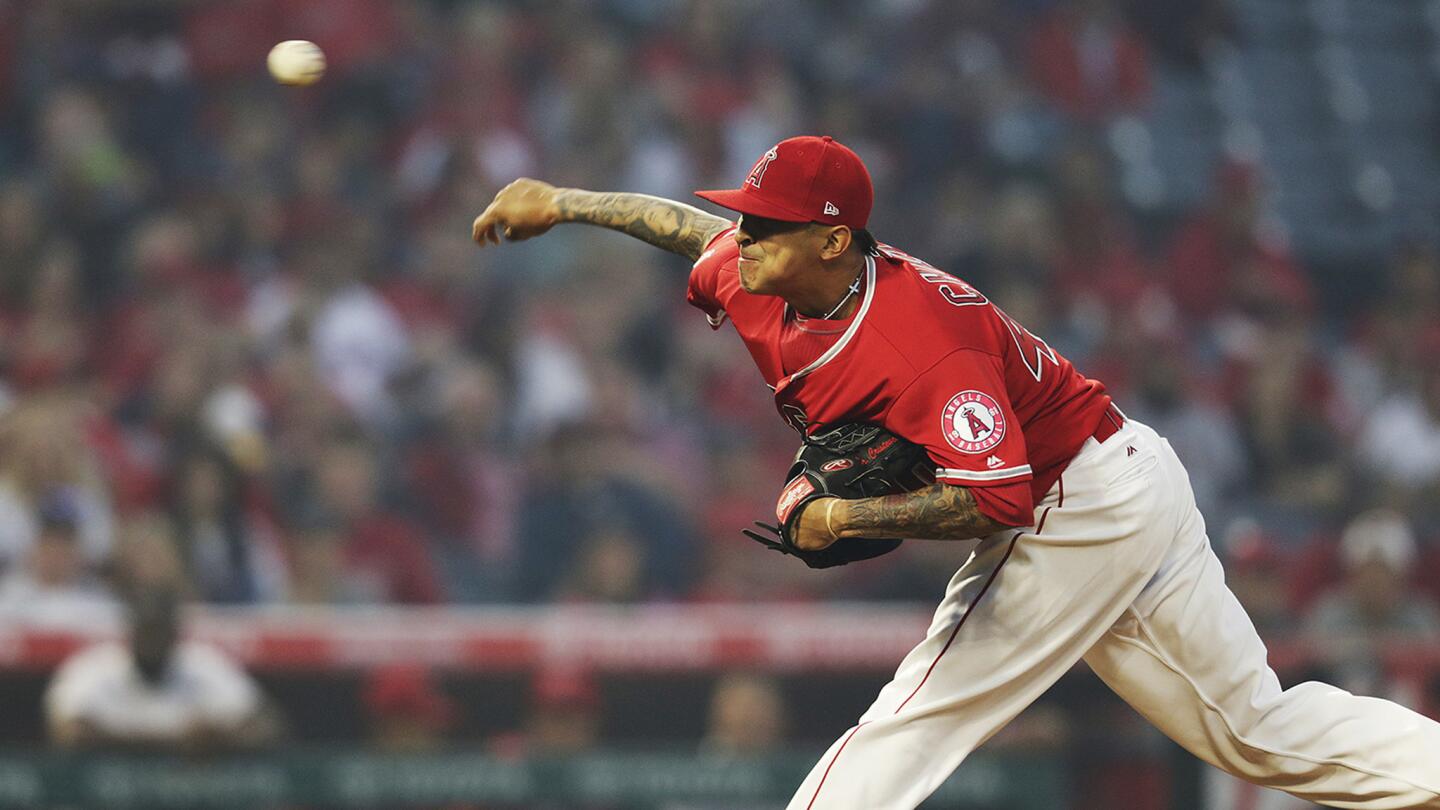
[1092,403,1126,444]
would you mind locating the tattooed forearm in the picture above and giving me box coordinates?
[554,189,731,261]
[837,483,1011,541]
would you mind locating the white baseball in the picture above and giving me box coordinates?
[267,40,326,86]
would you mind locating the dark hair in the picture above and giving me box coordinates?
[852,228,879,256]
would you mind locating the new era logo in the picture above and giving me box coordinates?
[1127,446,1137,456]
[823,201,840,216]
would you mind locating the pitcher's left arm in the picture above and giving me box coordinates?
[791,484,1013,551]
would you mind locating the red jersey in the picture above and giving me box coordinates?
[687,226,1113,525]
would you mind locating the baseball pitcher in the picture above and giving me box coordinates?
[474,136,1440,809]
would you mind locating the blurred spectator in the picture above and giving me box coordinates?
[45,586,282,752]
[305,230,414,428]
[701,673,786,755]
[1303,510,1440,703]
[302,435,443,604]
[167,445,286,603]
[492,666,603,757]
[968,182,1061,295]
[1357,335,1440,500]
[113,511,190,593]
[1127,346,1245,523]
[515,423,697,603]
[0,182,47,292]
[526,666,602,754]
[8,240,90,391]
[0,496,119,628]
[556,524,649,604]
[1333,245,1440,424]
[1166,161,1310,325]
[34,87,146,289]
[1026,0,1151,120]
[1216,519,1296,636]
[1228,307,1345,509]
[362,663,457,753]
[510,302,595,442]
[0,394,115,569]
[1128,0,1234,70]
[284,513,359,605]
[400,359,519,601]
[1049,144,1160,334]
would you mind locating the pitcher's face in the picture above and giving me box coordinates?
[733,215,823,297]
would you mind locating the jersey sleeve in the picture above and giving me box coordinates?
[886,348,1035,520]
[686,225,738,330]
[965,480,1034,529]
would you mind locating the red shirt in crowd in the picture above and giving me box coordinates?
[345,514,444,605]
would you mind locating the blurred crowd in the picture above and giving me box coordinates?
[0,0,1437,678]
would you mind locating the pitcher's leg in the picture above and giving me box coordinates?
[1085,453,1440,808]
[787,534,1053,810]
[790,441,1175,810]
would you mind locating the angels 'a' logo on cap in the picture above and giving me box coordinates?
[941,390,1007,454]
[747,147,780,189]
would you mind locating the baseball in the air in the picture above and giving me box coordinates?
[267,40,326,86]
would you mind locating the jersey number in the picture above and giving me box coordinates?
[886,246,1059,382]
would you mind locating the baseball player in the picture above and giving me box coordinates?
[473,136,1440,809]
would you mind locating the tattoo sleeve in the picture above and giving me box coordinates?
[553,189,731,261]
[838,483,1012,541]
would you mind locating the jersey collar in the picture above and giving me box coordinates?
[775,252,877,390]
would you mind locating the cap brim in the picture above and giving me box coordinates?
[694,188,811,222]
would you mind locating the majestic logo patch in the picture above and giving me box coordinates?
[748,147,780,188]
[986,455,1004,469]
[775,476,815,524]
[820,459,854,472]
[942,390,1007,454]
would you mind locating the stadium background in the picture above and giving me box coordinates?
[0,0,1438,807]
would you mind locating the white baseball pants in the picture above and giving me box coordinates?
[790,419,1440,810]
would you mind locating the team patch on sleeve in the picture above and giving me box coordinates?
[941,390,1007,454]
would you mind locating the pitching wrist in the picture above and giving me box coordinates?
[828,500,854,539]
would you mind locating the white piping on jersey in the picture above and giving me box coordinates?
[784,253,877,382]
[936,464,1033,482]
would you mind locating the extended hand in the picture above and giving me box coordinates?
[472,178,562,246]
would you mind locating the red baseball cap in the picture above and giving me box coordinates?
[695,135,873,230]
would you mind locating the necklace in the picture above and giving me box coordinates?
[817,275,863,320]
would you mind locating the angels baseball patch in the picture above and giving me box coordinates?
[942,390,1006,454]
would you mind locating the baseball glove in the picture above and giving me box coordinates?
[742,423,935,569]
